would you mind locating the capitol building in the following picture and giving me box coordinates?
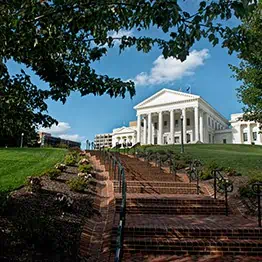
[94,89,262,149]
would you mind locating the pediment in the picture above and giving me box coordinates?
[134,88,199,109]
[113,126,136,135]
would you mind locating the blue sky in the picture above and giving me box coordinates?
[7,7,243,146]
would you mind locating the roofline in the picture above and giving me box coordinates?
[199,97,229,124]
[134,88,199,109]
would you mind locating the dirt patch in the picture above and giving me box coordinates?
[0,166,96,262]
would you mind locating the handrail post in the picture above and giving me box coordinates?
[225,181,228,216]
[258,186,261,227]
[252,182,262,227]
[214,170,217,200]
[196,169,200,195]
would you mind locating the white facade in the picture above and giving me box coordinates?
[230,113,262,145]
[97,88,261,147]
[112,126,136,148]
[134,89,229,145]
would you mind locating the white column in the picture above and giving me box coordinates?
[137,114,141,143]
[200,111,204,142]
[148,113,152,144]
[182,108,187,144]
[152,121,155,145]
[143,116,147,145]
[170,109,174,144]
[257,123,262,144]
[247,123,252,144]
[194,107,199,142]
[158,111,163,145]
[238,124,243,144]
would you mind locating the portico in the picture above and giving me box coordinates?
[134,89,229,145]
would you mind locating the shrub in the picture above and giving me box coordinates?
[26,177,42,193]
[78,164,93,173]
[47,168,62,180]
[55,193,74,212]
[64,153,77,166]
[174,159,187,170]
[67,177,89,192]
[199,169,214,180]
[224,167,241,177]
[239,185,254,198]
[55,163,67,172]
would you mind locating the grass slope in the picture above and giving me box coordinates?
[0,148,66,192]
[140,144,262,179]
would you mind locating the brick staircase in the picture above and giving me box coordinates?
[110,154,262,261]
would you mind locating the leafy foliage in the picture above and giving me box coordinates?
[230,3,262,123]
[67,177,89,192]
[0,64,56,146]
[64,153,78,166]
[46,168,62,180]
[78,164,93,174]
[0,0,258,104]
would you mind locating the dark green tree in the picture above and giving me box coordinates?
[0,0,258,103]
[0,63,57,146]
[230,3,262,124]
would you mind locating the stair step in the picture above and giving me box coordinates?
[111,227,262,240]
[111,238,262,256]
[115,206,227,215]
[114,186,197,194]
[114,181,196,188]
[115,194,225,206]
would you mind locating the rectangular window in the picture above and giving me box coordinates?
[223,139,227,144]
[175,119,179,127]
[243,132,248,142]
[253,132,257,141]
[187,118,190,126]
[154,123,158,129]
[212,119,214,128]
[164,136,168,144]
[175,136,179,143]
[208,117,211,126]
[186,133,191,143]
[164,121,167,126]
[215,122,217,130]
[209,134,211,143]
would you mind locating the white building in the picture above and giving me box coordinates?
[96,88,262,147]
[112,126,137,147]
[135,88,230,145]
[94,133,112,149]
[230,113,262,145]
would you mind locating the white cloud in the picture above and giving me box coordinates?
[59,134,85,142]
[133,49,210,86]
[40,122,71,135]
[39,122,84,143]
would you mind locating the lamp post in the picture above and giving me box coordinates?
[180,115,184,154]
[86,139,89,150]
[20,133,24,148]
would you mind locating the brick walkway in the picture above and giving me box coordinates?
[80,153,262,261]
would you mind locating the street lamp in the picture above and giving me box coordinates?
[180,115,184,154]
[20,133,24,148]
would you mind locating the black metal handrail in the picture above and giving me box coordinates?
[212,169,234,216]
[251,182,262,227]
[188,159,202,195]
[99,148,126,262]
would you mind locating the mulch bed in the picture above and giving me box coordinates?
[0,166,96,262]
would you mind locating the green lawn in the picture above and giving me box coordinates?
[0,148,67,192]
[138,144,262,179]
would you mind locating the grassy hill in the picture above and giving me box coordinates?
[0,148,67,192]
[138,144,262,179]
